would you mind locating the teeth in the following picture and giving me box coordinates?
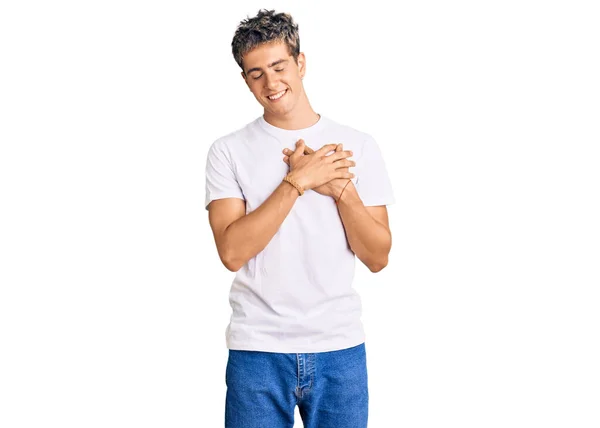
[268,90,286,100]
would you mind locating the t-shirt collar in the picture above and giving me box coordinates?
[257,114,327,140]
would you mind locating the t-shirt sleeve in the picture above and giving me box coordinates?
[204,139,245,210]
[355,136,396,206]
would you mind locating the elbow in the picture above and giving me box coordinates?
[223,260,241,272]
[222,256,242,272]
[370,238,392,273]
[368,256,388,273]
[220,250,242,272]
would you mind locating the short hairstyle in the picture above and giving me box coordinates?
[231,9,300,73]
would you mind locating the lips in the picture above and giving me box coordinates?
[267,89,287,101]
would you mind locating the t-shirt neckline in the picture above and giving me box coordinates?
[257,114,327,140]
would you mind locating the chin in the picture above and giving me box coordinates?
[271,109,294,118]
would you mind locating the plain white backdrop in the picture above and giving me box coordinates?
[1,1,599,427]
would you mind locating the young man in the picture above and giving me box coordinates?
[205,9,395,428]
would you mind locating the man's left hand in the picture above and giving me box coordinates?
[282,143,355,202]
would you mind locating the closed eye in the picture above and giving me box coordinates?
[252,69,285,80]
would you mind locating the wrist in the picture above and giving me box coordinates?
[335,179,352,204]
[283,172,305,196]
[288,171,309,191]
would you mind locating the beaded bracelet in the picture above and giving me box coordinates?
[282,174,304,196]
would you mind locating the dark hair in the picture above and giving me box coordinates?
[231,9,300,72]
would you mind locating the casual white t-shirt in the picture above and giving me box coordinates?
[205,114,395,353]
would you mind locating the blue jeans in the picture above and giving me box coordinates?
[225,342,368,428]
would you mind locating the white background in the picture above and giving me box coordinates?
[1,1,599,427]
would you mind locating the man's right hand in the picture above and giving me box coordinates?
[287,139,355,191]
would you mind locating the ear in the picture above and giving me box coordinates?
[297,52,306,79]
[241,71,250,89]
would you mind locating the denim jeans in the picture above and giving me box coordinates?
[225,342,368,428]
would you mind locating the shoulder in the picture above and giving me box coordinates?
[321,116,378,161]
[209,117,261,153]
[322,115,374,144]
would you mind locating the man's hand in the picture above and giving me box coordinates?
[283,141,355,201]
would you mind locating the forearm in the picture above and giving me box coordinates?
[336,182,391,272]
[223,180,300,271]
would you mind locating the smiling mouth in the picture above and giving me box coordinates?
[267,89,287,101]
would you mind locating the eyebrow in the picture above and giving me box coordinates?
[246,59,289,75]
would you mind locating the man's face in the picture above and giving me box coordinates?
[241,41,305,117]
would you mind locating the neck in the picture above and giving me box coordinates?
[263,92,320,130]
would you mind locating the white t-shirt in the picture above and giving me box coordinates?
[205,114,395,353]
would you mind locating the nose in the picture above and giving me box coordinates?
[264,72,280,90]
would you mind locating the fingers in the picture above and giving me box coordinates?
[328,150,353,162]
[291,139,305,159]
[336,170,355,179]
[283,142,351,163]
[283,148,305,157]
[316,143,339,155]
[284,142,314,156]
[332,144,354,177]
[304,144,315,155]
[334,159,356,169]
